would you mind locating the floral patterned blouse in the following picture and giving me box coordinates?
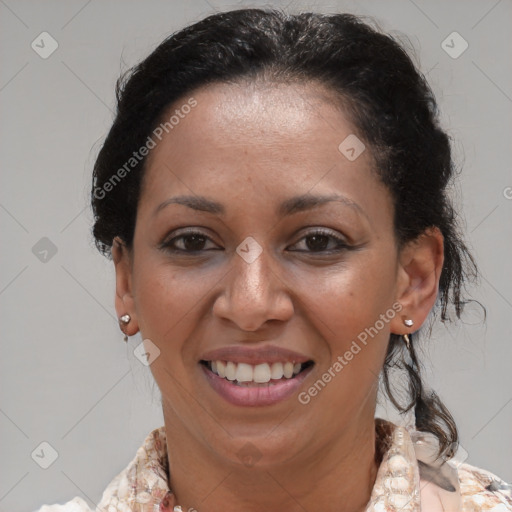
[35,418,512,512]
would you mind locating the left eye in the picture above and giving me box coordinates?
[289,230,349,253]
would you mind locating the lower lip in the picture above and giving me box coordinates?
[201,364,313,407]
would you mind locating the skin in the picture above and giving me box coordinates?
[112,81,444,512]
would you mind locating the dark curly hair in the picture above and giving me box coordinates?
[91,8,479,459]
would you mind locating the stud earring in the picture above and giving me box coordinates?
[120,314,131,324]
[403,318,414,350]
[119,314,131,343]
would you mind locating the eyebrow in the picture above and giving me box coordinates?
[153,193,368,220]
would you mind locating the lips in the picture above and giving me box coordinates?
[200,345,312,365]
[198,345,315,406]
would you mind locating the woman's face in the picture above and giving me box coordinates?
[115,81,420,466]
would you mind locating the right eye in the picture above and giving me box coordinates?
[160,230,221,253]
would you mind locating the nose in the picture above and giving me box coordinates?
[212,243,294,332]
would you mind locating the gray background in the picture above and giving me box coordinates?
[1,1,511,510]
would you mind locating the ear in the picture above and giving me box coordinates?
[112,236,139,337]
[389,227,444,335]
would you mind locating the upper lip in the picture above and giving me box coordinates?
[200,344,312,365]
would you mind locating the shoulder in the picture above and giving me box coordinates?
[457,461,512,511]
[33,497,94,512]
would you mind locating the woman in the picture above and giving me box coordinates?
[37,8,511,512]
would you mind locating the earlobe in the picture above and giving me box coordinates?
[390,227,444,335]
[112,237,139,337]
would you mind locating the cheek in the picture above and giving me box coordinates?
[307,253,397,407]
[132,262,212,399]
[295,253,397,351]
[133,266,178,337]
[132,257,222,350]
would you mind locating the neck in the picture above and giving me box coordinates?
[163,408,380,512]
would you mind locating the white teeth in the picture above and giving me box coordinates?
[235,363,253,382]
[225,361,237,381]
[253,363,271,383]
[216,360,226,378]
[207,360,307,383]
[283,362,294,378]
[270,362,284,379]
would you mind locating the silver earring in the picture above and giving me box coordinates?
[403,318,414,350]
[120,314,131,343]
[120,314,131,324]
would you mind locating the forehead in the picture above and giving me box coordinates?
[143,81,368,176]
[193,80,343,133]
[138,81,391,224]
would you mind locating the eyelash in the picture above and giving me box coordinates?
[159,228,350,255]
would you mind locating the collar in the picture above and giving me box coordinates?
[367,419,462,512]
[97,418,463,512]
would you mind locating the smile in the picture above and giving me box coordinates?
[202,359,314,384]
[200,359,315,406]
